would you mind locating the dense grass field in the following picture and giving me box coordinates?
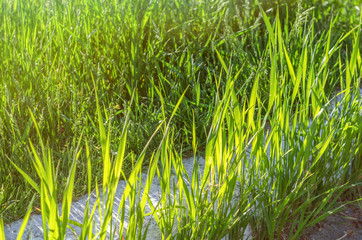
[0,0,361,239]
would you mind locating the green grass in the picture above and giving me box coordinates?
[1,0,362,239]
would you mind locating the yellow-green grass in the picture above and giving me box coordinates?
[1,0,362,238]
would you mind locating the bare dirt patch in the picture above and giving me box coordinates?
[302,204,362,240]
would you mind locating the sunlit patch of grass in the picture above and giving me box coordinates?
[1,0,362,239]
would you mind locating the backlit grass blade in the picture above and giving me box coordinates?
[60,138,83,236]
[283,43,298,103]
[260,6,275,42]
[8,158,40,193]
[93,78,110,190]
[0,219,5,240]
[215,49,228,73]
[85,140,92,196]
[248,73,259,131]
[16,196,35,240]
[139,122,164,208]
[268,47,277,111]
[349,24,360,77]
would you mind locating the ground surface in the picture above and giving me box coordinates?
[302,204,362,240]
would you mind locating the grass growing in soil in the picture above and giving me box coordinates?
[1,0,362,239]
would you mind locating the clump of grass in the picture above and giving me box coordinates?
[3,13,362,237]
[1,0,362,239]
